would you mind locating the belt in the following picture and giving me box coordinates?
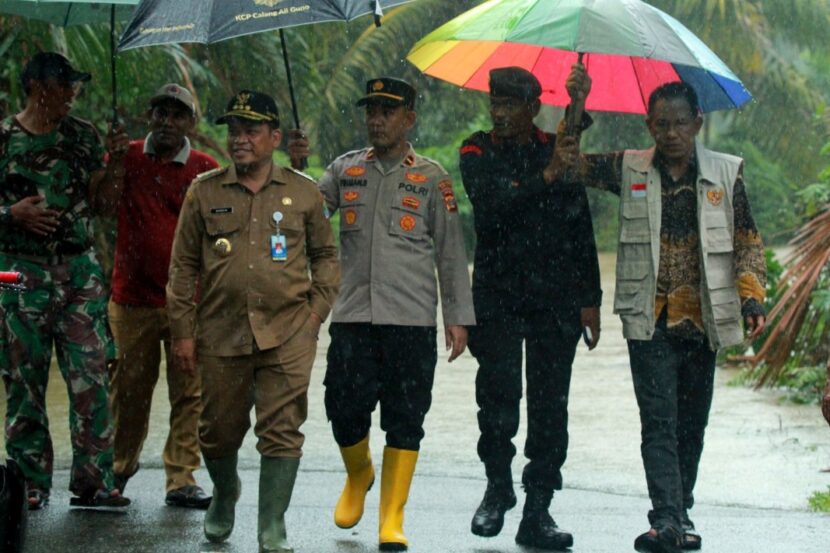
[2,247,92,266]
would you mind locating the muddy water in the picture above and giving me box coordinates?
[2,253,828,510]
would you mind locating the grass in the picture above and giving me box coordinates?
[808,487,830,512]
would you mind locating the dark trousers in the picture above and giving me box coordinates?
[628,318,716,530]
[324,323,437,451]
[468,313,580,493]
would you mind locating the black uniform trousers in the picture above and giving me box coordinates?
[628,314,716,531]
[469,311,581,493]
[324,322,437,451]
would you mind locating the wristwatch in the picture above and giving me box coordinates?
[0,206,12,225]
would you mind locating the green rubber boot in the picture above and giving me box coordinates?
[204,455,241,543]
[258,457,300,553]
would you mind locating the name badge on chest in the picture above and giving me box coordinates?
[270,211,287,262]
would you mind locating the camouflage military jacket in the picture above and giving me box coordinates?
[0,115,104,256]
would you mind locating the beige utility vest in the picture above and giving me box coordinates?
[614,141,744,350]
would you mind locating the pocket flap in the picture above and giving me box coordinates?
[707,228,733,252]
[204,213,241,236]
[704,210,728,229]
[622,200,648,219]
[617,261,650,280]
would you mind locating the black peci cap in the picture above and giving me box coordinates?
[356,77,416,109]
[489,67,542,102]
[216,90,280,125]
[21,52,92,88]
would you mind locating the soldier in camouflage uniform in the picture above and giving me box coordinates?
[0,52,128,509]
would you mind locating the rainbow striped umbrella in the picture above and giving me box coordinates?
[407,0,751,114]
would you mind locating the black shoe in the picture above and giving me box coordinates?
[634,527,682,553]
[471,481,517,537]
[165,485,212,509]
[515,511,573,551]
[69,488,130,510]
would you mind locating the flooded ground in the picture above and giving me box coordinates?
[3,253,829,511]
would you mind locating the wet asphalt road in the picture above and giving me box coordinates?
[22,467,829,553]
[4,253,830,551]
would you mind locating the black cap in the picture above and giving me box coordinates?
[216,90,280,125]
[21,52,92,88]
[356,77,416,109]
[489,67,542,102]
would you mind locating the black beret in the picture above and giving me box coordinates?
[489,67,542,102]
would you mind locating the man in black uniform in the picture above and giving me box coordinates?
[459,65,601,551]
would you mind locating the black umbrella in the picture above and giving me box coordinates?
[0,1,140,121]
[117,0,416,130]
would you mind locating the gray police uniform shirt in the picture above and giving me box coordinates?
[318,144,475,327]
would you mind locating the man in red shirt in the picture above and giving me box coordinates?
[102,84,219,508]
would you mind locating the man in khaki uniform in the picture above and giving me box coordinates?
[167,90,339,552]
[318,77,475,551]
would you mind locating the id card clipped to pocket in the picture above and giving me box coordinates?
[270,210,287,262]
[270,234,287,262]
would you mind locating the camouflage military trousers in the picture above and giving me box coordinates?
[0,250,116,495]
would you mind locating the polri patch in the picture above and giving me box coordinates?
[344,190,360,202]
[402,196,421,210]
[406,172,429,184]
[344,166,366,177]
[343,209,358,226]
[400,214,416,232]
[706,189,724,206]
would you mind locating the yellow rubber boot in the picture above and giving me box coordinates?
[334,435,375,529]
[378,447,418,551]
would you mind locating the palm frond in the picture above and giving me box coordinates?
[752,205,830,384]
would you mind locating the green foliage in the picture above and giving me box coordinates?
[730,363,826,405]
[808,488,830,512]
[4,0,830,264]
[714,138,798,245]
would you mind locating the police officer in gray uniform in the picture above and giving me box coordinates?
[318,77,475,551]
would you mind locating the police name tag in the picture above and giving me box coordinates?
[271,234,287,262]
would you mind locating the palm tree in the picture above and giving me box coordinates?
[652,0,830,183]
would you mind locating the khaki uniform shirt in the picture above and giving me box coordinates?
[167,163,340,356]
[318,145,475,327]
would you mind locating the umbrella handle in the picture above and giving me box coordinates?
[111,5,118,123]
[279,29,307,170]
[565,52,585,135]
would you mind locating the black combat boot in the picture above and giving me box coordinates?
[470,480,516,537]
[515,488,573,551]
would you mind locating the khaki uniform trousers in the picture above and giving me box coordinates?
[108,301,202,492]
[199,316,317,460]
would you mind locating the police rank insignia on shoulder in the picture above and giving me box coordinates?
[438,179,458,213]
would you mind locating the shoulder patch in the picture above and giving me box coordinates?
[460,144,483,156]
